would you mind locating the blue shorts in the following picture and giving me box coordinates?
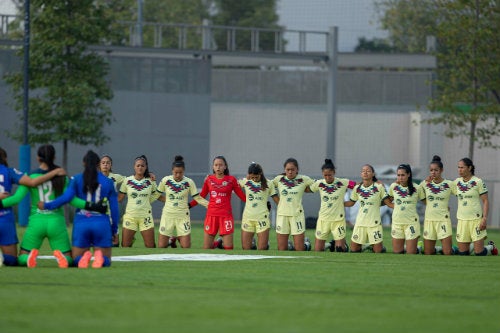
[0,214,18,246]
[72,215,112,248]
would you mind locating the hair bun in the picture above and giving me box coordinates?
[432,155,441,162]
[174,155,184,162]
[324,158,333,164]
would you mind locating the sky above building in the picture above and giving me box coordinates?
[277,0,388,52]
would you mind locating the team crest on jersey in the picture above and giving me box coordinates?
[279,176,303,189]
[356,184,378,198]
[426,182,449,194]
[319,181,343,194]
[457,180,477,192]
[127,179,152,191]
[165,179,189,193]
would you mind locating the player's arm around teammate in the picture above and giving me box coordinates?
[193,156,246,250]
[386,164,424,254]
[239,163,278,250]
[309,159,356,252]
[118,155,160,248]
[41,150,120,268]
[420,155,456,255]
[0,145,71,267]
[345,164,390,253]
[100,154,125,247]
[157,155,208,249]
[454,158,496,256]
[272,158,314,251]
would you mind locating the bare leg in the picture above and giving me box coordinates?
[204,233,215,249]
[141,229,156,248]
[256,229,270,250]
[178,235,191,248]
[277,234,289,251]
[121,228,136,247]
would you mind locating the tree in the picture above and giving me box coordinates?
[426,0,500,160]
[354,37,396,53]
[377,0,500,159]
[104,0,210,48]
[209,0,283,52]
[375,0,439,53]
[5,0,114,169]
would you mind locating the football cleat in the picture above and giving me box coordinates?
[213,237,223,249]
[488,241,498,256]
[304,237,311,251]
[169,236,178,248]
[78,251,92,268]
[53,250,68,268]
[27,249,39,268]
[92,250,104,268]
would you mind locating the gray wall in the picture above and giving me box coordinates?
[0,50,211,219]
[2,50,498,226]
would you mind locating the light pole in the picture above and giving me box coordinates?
[19,0,31,226]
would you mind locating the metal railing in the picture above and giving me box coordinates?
[119,21,328,54]
[0,14,329,55]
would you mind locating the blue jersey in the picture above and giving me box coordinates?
[45,172,120,234]
[0,164,24,218]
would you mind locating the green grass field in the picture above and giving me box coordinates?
[1,223,499,333]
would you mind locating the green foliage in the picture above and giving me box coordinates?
[427,0,500,158]
[377,0,500,158]
[4,0,114,148]
[354,37,396,53]
[105,0,210,48]
[210,0,283,52]
[375,0,439,53]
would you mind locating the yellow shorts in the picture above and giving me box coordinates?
[351,225,383,245]
[241,216,271,233]
[315,218,346,241]
[391,223,420,240]
[456,218,487,243]
[159,213,191,237]
[423,219,452,240]
[122,213,154,232]
[275,213,305,235]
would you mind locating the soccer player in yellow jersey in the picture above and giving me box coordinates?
[239,163,279,250]
[387,164,425,254]
[157,156,208,248]
[309,159,355,252]
[272,158,314,251]
[100,154,125,247]
[454,158,497,256]
[420,156,456,255]
[119,155,161,248]
[345,164,391,253]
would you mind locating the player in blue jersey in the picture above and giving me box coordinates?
[40,150,120,268]
[0,147,65,266]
